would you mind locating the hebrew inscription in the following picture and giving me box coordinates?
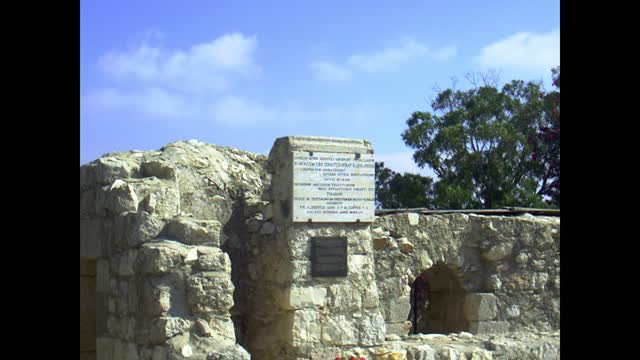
[292,151,375,222]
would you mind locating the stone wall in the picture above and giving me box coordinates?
[80,140,268,359]
[80,137,560,360]
[372,213,560,337]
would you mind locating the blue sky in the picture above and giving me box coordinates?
[80,0,559,176]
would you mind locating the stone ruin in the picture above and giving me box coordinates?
[80,136,560,360]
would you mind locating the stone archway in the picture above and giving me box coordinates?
[409,263,468,334]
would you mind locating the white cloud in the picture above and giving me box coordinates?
[85,88,195,119]
[310,38,456,81]
[98,33,259,93]
[309,61,352,82]
[376,151,437,178]
[85,85,377,128]
[474,29,559,72]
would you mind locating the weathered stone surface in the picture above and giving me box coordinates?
[196,249,231,272]
[114,211,165,249]
[275,286,327,310]
[166,217,222,246]
[386,321,412,336]
[137,244,182,275]
[291,309,321,347]
[81,139,559,360]
[388,297,411,322]
[150,317,191,344]
[357,311,385,346]
[482,243,513,262]
[206,344,251,360]
[464,293,498,321]
[468,320,509,334]
[81,219,103,258]
[321,315,357,345]
[102,179,139,213]
[187,273,235,315]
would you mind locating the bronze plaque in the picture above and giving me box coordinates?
[311,237,348,277]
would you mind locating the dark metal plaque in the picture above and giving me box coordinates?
[311,237,348,277]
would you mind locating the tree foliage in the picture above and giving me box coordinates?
[529,67,560,207]
[375,162,435,209]
[374,68,560,210]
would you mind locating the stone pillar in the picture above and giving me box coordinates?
[261,136,385,359]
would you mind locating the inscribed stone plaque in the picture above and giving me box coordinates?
[292,151,375,222]
[311,237,348,277]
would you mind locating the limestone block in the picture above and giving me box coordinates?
[114,211,165,248]
[276,286,327,310]
[375,348,407,360]
[117,250,137,277]
[468,320,509,334]
[141,159,177,179]
[207,316,236,344]
[321,315,357,345]
[348,254,375,283]
[260,221,275,235]
[81,219,103,258]
[408,213,420,226]
[137,245,182,275]
[327,284,362,311]
[106,179,139,213]
[291,309,321,347]
[111,339,125,360]
[361,283,380,308]
[406,344,437,360]
[386,321,412,337]
[166,217,222,246]
[486,275,502,291]
[96,260,109,292]
[397,238,414,253]
[80,188,96,217]
[206,344,251,360]
[126,342,140,360]
[515,252,529,267]
[482,243,513,262]
[373,236,391,250]
[187,273,235,315]
[152,345,167,360]
[464,293,498,321]
[196,250,231,272]
[387,296,411,322]
[531,272,549,291]
[83,156,139,187]
[141,284,171,317]
[150,317,191,344]
[130,178,181,218]
[357,311,386,346]
[195,319,213,337]
[97,337,114,360]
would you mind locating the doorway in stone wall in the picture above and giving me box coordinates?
[408,263,468,334]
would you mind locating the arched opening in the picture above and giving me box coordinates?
[409,263,468,334]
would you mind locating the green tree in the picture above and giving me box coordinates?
[375,162,435,209]
[529,67,560,207]
[400,69,560,209]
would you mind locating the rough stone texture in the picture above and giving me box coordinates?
[81,138,559,360]
[373,213,560,336]
[81,141,268,360]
